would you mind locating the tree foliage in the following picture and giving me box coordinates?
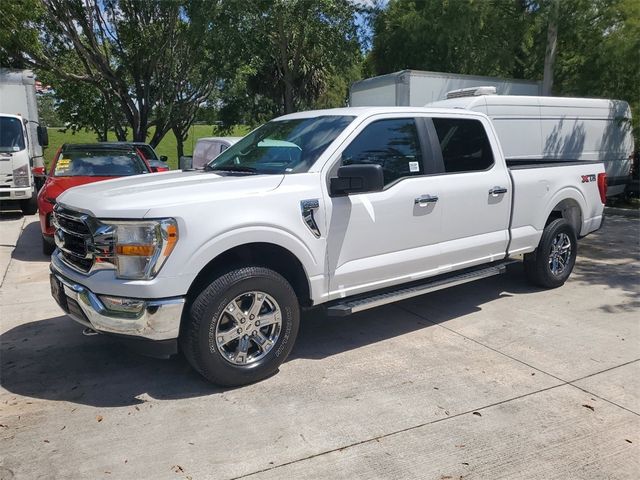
[218,0,363,126]
[370,0,535,78]
[9,0,231,148]
[371,0,639,141]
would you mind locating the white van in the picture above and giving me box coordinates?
[429,91,634,196]
[192,137,241,169]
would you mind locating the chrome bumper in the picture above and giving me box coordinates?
[50,268,184,341]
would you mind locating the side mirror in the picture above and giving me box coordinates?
[159,155,168,162]
[37,125,49,147]
[179,155,193,170]
[330,164,384,196]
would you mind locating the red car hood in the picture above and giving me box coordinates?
[42,176,119,201]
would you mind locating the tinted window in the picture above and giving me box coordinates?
[342,118,422,186]
[136,144,157,160]
[432,118,493,173]
[209,115,354,174]
[54,150,148,177]
[0,117,26,152]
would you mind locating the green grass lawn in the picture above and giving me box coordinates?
[45,124,250,170]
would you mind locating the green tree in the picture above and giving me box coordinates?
[370,0,536,78]
[12,0,231,153]
[218,0,362,125]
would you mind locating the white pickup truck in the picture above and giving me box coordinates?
[49,107,606,385]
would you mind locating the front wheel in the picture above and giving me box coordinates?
[42,235,55,256]
[524,218,577,289]
[180,267,300,386]
[20,195,38,215]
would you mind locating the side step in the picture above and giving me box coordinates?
[326,262,511,317]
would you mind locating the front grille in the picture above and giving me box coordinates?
[0,173,13,187]
[56,214,90,235]
[53,207,95,273]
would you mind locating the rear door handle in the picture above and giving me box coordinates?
[414,194,439,206]
[489,186,508,196]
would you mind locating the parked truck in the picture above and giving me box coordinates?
[429,88,634,197]
[349,69,541,107]
[0,69,49,214]
[48,106,606,386]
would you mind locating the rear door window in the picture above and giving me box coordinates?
[432,118,494,173]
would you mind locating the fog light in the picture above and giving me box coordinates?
[99,295,145,317]
[15,191,25,196]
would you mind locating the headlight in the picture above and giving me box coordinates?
[103,219,178,280]
[13,165,30,187]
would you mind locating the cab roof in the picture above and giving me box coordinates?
[276,106,484,121]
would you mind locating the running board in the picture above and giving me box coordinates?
[326,263,510,317]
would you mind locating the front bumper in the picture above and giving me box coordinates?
[0,186,33,200]
[50,266,185,342]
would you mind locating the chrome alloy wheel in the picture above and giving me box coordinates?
[214,291,282,366]
[548,232,572,276]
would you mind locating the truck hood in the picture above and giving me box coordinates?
[56,170,285,218]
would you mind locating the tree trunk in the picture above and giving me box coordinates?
[283,77,295,114]
[114,123,127,141]
[173,126,185,160]
[542,0,559,96]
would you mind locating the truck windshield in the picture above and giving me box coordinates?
[207,115,355,174]
[54,150,149,177]
[0,117,26,153]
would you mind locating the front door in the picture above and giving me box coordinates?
[325,116,443,299]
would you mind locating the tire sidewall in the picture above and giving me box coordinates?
[191,268,299,385]
[539,219,578,287]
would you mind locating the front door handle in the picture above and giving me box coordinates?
[414,194,439,206]
[489,186,508,196]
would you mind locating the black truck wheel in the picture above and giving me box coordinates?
[524,218,577,289]
[181,267,300,386]
[20,195,38,215]
[42,235,55,256]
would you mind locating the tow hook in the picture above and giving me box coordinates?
[82,327,99,336]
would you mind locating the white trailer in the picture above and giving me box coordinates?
[430,91,634,197]
[0,68,49,213]
[349,69,542,107]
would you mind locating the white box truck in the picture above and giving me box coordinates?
[429,89,635,197]
[0,68,49,214]
[349,69,542,107]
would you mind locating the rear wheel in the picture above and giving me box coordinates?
[524,218,577,288]
[181,267,300,386]
[20,195,38,215]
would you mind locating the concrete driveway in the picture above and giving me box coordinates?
[1,212,638,480]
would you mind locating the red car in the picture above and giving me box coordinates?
[38,144,153,255]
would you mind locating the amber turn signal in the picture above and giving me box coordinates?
[116,244,156,256]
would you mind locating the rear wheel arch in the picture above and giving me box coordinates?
[545,196,583,236]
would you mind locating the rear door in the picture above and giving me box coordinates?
[429,115,512,270]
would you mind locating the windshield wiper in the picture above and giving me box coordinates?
[206,165,258,174]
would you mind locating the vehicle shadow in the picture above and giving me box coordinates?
[0,209,24,221]
[9,220,49,262]
[0,266,538,408]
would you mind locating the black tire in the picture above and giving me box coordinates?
[20,195,38,215]
[524,218,577,289]
[180,267,300,386]
[42,235,55,256]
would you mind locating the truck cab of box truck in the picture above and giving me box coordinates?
[0,69,49,214]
